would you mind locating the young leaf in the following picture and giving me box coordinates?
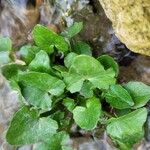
[63,98,75,112]
[34,132,71,150]
[61,22,83,38]
[124,81,150,109]
[64,52,78,68]
[63,55,116,93]
[6,106,58,145]
[33,24,68,54]
[19,72,65,110]
[73,41,92,56]
[0,37,12,51]
[107,108,147,148]
[97,55,119,76]
[19,45,40,65]
[28,50,51,73]
[73,97,101,130]
[105,85,134,109]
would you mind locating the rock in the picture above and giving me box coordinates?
[119,55,150,85]
[72,3,113,56]
[71,136,115,150]
[99,0,150,56]
[0,0,40,48]
[0,75,19,150]
[72,1,134,58]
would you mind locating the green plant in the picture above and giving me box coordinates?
[0,22,150,150]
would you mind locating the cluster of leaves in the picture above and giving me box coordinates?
[0,22,150,150]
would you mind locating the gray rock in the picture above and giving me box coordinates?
[0,75,19,150]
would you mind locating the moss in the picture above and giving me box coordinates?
[99,0,150,56]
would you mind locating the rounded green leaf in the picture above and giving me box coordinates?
[73,97,101,130]
[63,73,84,93]
[61,22,83,38]
[28,50,51,73]
[0,51,11,65]
[107,108,147,148]
[33,24,68,54]
[105,85,134,109]
[52,65,68,78]
[9,80,26,105]
[1,63,25,80]
[19,45,40,65]
[124,81,150,109]
[19,72,65,110]
[0,37,12,65]
[64,52,78,68]
[63,98,75,112]
[73,41,92,56]
[34,132,71,150]
[0,37,12,51]
[80,81,94,98]
[97,55,119,76]
[6,106,58,145]
[63,55,116,94]
[70,55,104,75]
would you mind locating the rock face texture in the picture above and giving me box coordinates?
[0,75,19,150]
[99,0,150,56]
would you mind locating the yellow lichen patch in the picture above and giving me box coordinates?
[99,0,150,56]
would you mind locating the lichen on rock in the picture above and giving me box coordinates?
[99,0,150,56]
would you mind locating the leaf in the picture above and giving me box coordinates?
[0,51,11,65]
[97,55,119,76]
[0,37,12,51]
[61,22,83,38]
[34,132,71,150]
[124,81,150,109]
[63,55,116,93]
[52,65,68,78]
[33,24,68,54]
[115,109,132,117]
[29,50,51,73]
[6,106,58,145]
[105,85,134,109]
[80,81,94,98]
[73,41,92,56]
[19,72,65,110]
[63,98,75,112]
[53,65,67,74]
[107,108,147,148]
[73,97,101,130]
[1,63,25,80]
[19,45,40,65]
[64,52,78,68]
[51,111,65,124]
[9,80,26,105]
[63,73,84,93]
